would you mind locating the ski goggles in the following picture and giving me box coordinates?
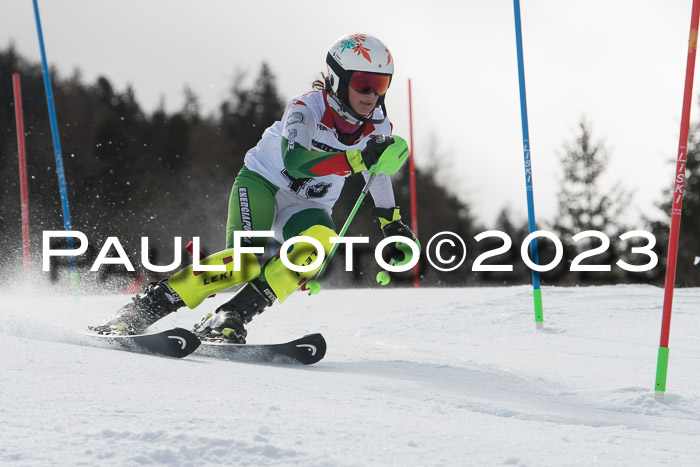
[349,72,391,96]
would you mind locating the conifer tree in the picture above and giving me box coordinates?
[551,119,631,283]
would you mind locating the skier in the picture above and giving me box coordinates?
[91,33,419,343]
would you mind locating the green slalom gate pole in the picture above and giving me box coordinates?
[655,0,700,403]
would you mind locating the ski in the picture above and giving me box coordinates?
[85,327,201,358]
[196,333,326,365]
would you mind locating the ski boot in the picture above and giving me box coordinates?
[89,280,184,335]
[193,278,276,344]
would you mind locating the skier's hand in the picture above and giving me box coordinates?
[373,207,421,266]
[360,135,394,170]
[346,135,409,175]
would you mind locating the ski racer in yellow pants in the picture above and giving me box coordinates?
[90,134,414,343]
[89,34,419,342]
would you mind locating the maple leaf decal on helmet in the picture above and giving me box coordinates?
[342,34,372,63]
[324,33,395,124]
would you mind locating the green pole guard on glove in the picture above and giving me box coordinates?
[392,241,417,266]
[375,242,417,287]
[372,205,420,286]
[373,136,409,175]
[346,135,410,175]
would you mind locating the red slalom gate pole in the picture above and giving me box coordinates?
[407,79,420,288]
[13,73,31,276]
[654,0,700,403]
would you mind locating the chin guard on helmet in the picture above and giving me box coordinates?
[324,33,394,125]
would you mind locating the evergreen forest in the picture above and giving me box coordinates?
[1,46,697,291]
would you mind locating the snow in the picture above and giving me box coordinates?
[1,284,700,466]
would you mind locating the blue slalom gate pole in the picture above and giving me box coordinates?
[513,0,543,329]
[33,0,79,291]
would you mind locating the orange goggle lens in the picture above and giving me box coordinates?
[349,72,391,96]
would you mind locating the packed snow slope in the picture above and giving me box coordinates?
[1,284,700,466]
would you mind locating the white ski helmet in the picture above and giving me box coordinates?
[325,33,394,124]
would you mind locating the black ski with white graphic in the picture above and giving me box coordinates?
[87,328,201,358]
[196,333,326,365]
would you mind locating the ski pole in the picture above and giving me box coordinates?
[305,171,378,294]
[305,135,411,294]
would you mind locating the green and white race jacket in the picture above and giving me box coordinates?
[244,90,397,213]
